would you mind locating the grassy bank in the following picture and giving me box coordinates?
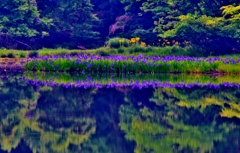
[2,46,240,58]
[24,54,240,73]
[0,45,209,58]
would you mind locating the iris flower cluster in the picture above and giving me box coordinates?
[23,54,240,73]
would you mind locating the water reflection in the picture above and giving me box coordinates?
[120,87,240,153]
[24,72,240,89]
[0,73,240,152]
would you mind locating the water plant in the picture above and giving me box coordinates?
[23,54,240,74]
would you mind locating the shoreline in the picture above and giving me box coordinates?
[0,58,24,73]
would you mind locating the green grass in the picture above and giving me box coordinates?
[0,50,27,58]
[2,46,240,59]
[0,46,191,58]
[0,48,96,58]
[24,55,240,74]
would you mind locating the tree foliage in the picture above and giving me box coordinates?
[0,0,239,54]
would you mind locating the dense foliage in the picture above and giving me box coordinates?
[0,0,239,55]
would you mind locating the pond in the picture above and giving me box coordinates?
[1,73,240,153]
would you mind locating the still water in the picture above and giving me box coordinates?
[1,73,240,153]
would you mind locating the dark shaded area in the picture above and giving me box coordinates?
[11,140,32,153]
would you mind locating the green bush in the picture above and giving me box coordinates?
[1,54,7,58]
[128,45,146,53]
[108,37,129,48]
[170,46,188,56]
[135,46,146,53]
[29,51,39,58]
[20,53,26,58]
[109,49,117,54]
[96,49,110,56]
[185,46,207,57]
[145,47,153,52]
[7,53,15,58]
[117,48,125,54]
[99,51,110,56]
[128,46,134,54]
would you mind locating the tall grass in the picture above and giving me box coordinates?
[24,54,240,74]
[3,46,240,58]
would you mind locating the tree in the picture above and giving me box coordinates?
[36,0,99,49]
[108,0,158,44]
[91,0,125,44]
[0,0,51,49]
[160,5,240,55]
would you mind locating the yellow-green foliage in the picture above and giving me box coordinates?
[107,37,129,48]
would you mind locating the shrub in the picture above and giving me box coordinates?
[109,49,117,54]
[20,53,26,58]
[186,46,207,57]
[108,37,129,48]
[99,51,110,56]
[117,48,125,54]
[96,48,110,56]
[7,53,15,58]
[128,46,134,54]
[135,46,146,53]
[128,45,146,53]
[29,51,39,58]
[170,46,188,56]
[145,47,153,52]
[1,54,7,58]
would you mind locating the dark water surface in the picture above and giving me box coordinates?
[1,73,240,153]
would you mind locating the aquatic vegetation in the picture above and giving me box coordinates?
[24,54,240,73]
[23,72,240,89]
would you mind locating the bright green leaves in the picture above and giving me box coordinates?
[0,0,98,49]
[220,5,240,38]
[221,5,240,18]
[0,0,46,37]
[160,14,221,38]
[161,5,240,39]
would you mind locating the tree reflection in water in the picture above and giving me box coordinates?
[0,74,96,153]
[1,74,240,153]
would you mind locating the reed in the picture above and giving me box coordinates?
[24,54,240,74]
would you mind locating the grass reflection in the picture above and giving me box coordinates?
[24,72,240,89]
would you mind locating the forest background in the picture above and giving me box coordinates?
[0,0,239,56]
